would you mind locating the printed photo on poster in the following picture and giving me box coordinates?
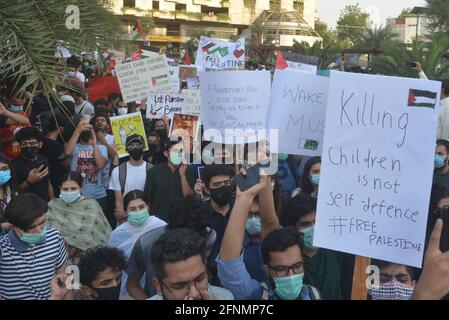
[110,112,148,158]
[169,113,199,153]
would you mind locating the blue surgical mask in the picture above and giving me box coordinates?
[311,174,320,186]
[274,273,304,300]
[435,154,446,169]
[170,152,183,166]
[127,209,150,226]
[20,226,47,245]
[0,169,11,185]
[278,153,289,162]
[300,226,319,251]
[60,191,81,204]
[245,216,261,236]
[10,105,23,113]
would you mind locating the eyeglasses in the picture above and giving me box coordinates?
[19,142,39,148]
[268,261,304,277]
[160,271,208,296]
[127,145,143,151]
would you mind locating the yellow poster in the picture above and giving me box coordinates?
[110,112,148,158]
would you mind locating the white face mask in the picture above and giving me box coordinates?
[118,107,128,115]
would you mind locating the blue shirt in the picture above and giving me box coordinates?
[276,157,310,200]
[217,254,316,300]
[242,234,267,283]
[70,144,108,199]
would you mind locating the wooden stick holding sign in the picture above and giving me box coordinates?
[351,256,371,300]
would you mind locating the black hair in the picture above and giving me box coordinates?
[108,93,120,103]
[163,139,182,152]
[62,100,75,117]
[0,154,18,193]
[4,193,48,230]
[441,79,449,96]
[436,139,449,154]
[78,246,127,287]
[92,112,110,124]
[281,193,316,227]
[262,227,303,265]
[301,156,321,194]
[61,171,84,188]
[151,228,206,280]
[67,55,82,69]
[94,99,107,107]
[46,113,69,133]
[166,195,209,238]
[370,259,416,281]
[15,126,43,143]
[123,189,147,211]
[202,164,235,189]
[147,131,160,139]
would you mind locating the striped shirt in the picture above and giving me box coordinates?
[0,227,68,300]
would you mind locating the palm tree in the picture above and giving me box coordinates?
[292,40,342,69]
[370,34,449,79]
[356,26,395,50]
[0,0,128,102]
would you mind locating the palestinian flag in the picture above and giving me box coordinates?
[132,20,143,41]
[275,51,288,70]
[408,89,437,108]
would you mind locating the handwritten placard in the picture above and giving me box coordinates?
[169,65,180,93]
[199,70,271,143]
[182,89,202,118]
[196,36,245,69]
[146,92,186,119]
[115,55,171,103]
[314,71,441,268]
[268,70,328,156]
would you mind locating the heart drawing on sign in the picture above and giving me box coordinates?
[233,49,244,59]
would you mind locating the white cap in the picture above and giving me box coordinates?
[60,95,75,103]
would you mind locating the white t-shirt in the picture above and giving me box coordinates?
[109,161,148,196]
[75,101,95,116]
[102,134,116,189]
[65,71,86,83]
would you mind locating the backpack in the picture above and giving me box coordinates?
[118,161,153,195]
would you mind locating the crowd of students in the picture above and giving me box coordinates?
[0,56,449,300]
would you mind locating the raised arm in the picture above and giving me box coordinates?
[259,176,279,240]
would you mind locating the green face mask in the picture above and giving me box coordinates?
[170,151,183,166]
[127,209,150,226]
[274,273,304,300]
[278,153,289,162]
[300,226,319,251]
[20,226,47,245]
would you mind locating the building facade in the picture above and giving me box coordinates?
[112,0,320,53]
[386,7,431,44]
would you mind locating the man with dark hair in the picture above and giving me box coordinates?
[12,127,54,201]
[217,174,320,300]
[149,228,233,300]
[437,79,449,140]
[107,93,121,116]
[67,79,94,116]
[110,134,151,224]
[144,140,195,220]
[143,131,166,165]
[368,259,416,300]
[49,246,127,300]
[40,113,71,196]
[126,195,216,300]
[193,164,235,284]
[93,99,108,114]
[434,139,449,188]
[0,193,68,299]
[281,194,342,300]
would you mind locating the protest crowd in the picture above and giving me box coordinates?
[1,42,449,302]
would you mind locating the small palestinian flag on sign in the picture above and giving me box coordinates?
[408,89,437,108]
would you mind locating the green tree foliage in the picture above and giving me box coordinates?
[315,18,337,48]
[0,0,128,99]
[370,34,449,79]
[426,0,449,32]
[336,3,369,45]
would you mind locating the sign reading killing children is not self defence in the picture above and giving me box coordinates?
[314,71,441,268]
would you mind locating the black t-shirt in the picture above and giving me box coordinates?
[0,114,8,128]
[12,155,50,202]
[143,150,167,166]
[40,138,68,196]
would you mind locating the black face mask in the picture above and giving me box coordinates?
[147,143,158,153]
[21,146,39,159]
[209,185,233,207]
[95,126,107,133]
[128,148,144,160]
[92,284,121,300]
[79,130,91,142]
[156,128,167,138]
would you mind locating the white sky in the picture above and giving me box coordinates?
[316,0,426,28]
